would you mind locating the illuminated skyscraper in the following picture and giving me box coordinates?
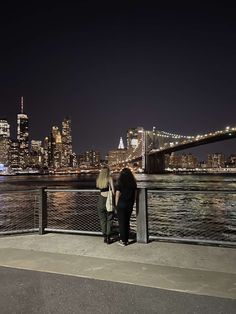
[0,119,11,167]
[30,140,42,167]
[107,148,127,168]
[61,117,72,167]
[207,153,225,168]
[17,97,29,169]
[0,119,10,138]
[227,154,236,167]
[181,153,198,168]
[9,140,20,170]
[85,150,100,165]
[107,136,127,169]
[50,126,62,169]
[42,136,49,168]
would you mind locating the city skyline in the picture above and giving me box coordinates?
[1,103,235,165]
[1,2,236,158]
[1,103,236,163]
[1,108,236,174]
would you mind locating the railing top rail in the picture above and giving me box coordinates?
[1,187,235,194]
[148,189,236,194]
[45,189,99,193]
[0,189,39,194]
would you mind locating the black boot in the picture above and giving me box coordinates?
[106,236,111,245]
[103,236,107,243]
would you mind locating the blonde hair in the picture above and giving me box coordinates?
[96,167,110,189]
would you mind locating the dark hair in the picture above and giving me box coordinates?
[118,168,137,189]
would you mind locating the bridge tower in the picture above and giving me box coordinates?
[145,152,166,173]
[140,129,166,174]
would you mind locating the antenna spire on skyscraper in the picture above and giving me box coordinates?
[21,96,24,114]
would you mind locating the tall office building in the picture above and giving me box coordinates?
[42,136,49,168]
[168,152,198,169]
[0,137,11,167]
[168,152,182,168]
[17,97,29,169]
[85,150,100,166]
[227,154,236,167]
[108,149,127,167]
[207,153,225,168]
[181,153,198,169]
[9,140,20,170]
[70,152,78,168]
[0,119,10,138]
[30,140,42,167]
[0,119,11,167]
[61,117,72,167]
[107,137,127,168]
[50,126,62,169]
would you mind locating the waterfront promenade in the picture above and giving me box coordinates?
[0,233,235,313]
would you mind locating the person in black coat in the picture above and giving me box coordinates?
[115,168,137,246]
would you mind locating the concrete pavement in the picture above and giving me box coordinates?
[0,233,235,313]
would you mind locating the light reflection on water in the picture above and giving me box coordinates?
[148,191,236,241]
[0,174,236,243]
[136,173,236,190]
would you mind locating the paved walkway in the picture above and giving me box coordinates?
[0,233,235,313]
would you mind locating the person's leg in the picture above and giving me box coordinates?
[125,207,133,242]
[97,196,107,240]
[106,211,113,237]
[117,208,126,243]
[123,209,130,243]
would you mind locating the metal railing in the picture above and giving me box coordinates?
[43,189,102,234]
[40,188,136,237]
[0,189,39,235]
[146,189,236,247]
[1,188,235,247]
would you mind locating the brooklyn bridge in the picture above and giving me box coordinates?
[108,126,236,173]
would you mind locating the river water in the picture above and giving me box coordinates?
[0,174,236,245]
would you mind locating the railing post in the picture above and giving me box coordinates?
[136,188,149,243]
[39,187,47,235]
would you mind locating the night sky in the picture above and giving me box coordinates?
[1,2,236,159]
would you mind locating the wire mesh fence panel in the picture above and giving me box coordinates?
[46,190,102,233]
[0,190,39,234]
[45,190,137,236]
[148,190,236,245]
